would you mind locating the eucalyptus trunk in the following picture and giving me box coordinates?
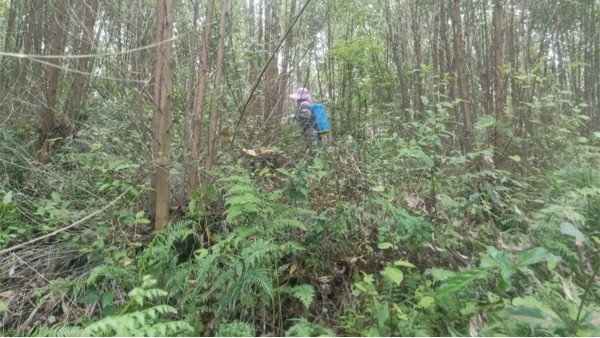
[152,0,175,230]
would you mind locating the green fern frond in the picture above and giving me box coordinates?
[270,218,308,232]
[225,183,256,195]
[242,268,273,297]
[30,325,83,337]
[135,321,194,337]
[82,305,190,337]
[548,241,578,261]
[216,320,256,337]
[86,264,135,287]
[288,284,316,310]
[241,239,278,267]
[285,318,336,337]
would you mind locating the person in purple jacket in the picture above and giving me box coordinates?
[289,87,321,147]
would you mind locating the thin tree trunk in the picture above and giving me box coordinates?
[385,0,409,118]
[451,0,473,154]
[40,0,69,163]
[203,0,229,181]
[274,0,296,142]
[493,0,506,161]
[179,0,200,206]
[189,0,215,198]
[17,0,34,92]
[410,2,424,115]
[152,0,175,230]
[1,0,18,88]
[64,0,98,134]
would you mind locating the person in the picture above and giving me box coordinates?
[289,87,321,147]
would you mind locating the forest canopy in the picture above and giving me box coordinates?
[0,0,599,336]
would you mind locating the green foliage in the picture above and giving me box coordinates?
[82,276,193,337]
[281,284,316,310]
[215,320,256,337]
[285,318,336,337]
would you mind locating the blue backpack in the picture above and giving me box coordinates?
[311,103,331,134]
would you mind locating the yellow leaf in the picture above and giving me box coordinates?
[289,261,300,275]
[243,148,258,156]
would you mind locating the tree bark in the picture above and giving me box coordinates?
[179,0,200,206]
[152,0,175,230]
[203,0,229,184]
[451,0,473,154]
[40,0,69,163]
[189,0,215,198]
[64,0,98,134]
[493,0,506,161]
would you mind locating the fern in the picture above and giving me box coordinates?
[216,320,256,337]
[241,239,278,267]
[86,264,135,287]
[285,318,336,337]
[287,284,316,310]
[81,276,193,337]
[30,325,83,337]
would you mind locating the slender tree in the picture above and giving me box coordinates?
[204,0,229,181]
[64,0,99,133]
[189,0,215,198]
[40,0,70,163]
[152,0,175,230]
[451,0,473,154]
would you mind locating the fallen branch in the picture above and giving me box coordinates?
[0,191,128,255]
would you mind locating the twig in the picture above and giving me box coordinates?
[0,191,128,255]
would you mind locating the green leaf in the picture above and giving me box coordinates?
[0,300,8,312]
[312,157,324,169]
[2,191,13,205]
[435,269,488,298]
[381,267,404,285]
[393,260,416,268]
[508,155,521,162]
[79,292,100,305]
[475,115,496,129]
[517,247,561,268]
[371,185,385,192]
[377,242,393,249]
[500,306,563,329]
[276,168,291,176]
[135,211,145,218]
[560,221,585,240]
[418,296,434,309]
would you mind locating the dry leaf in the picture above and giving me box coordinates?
[289,261,300,275]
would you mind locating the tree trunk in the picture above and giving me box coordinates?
[179,0,200,206]
[152,0,175,230]
[410,2,424,115]
[189,0,215,198]
[1,0,18,88]
[40,0,69,163]
[274,0,296,143]
[203,0,229,184]
[493,0,506,161]
[64,0,98,134]
[451,0,473,154]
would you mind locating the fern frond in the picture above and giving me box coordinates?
[241,239,278,268]
[216,320,256,337]
[30,325,83,337]
[86,264,135,287]
[289,284,316,310]
[136,321,194,337]
[82,305,184,337]
[270,218,308,232]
